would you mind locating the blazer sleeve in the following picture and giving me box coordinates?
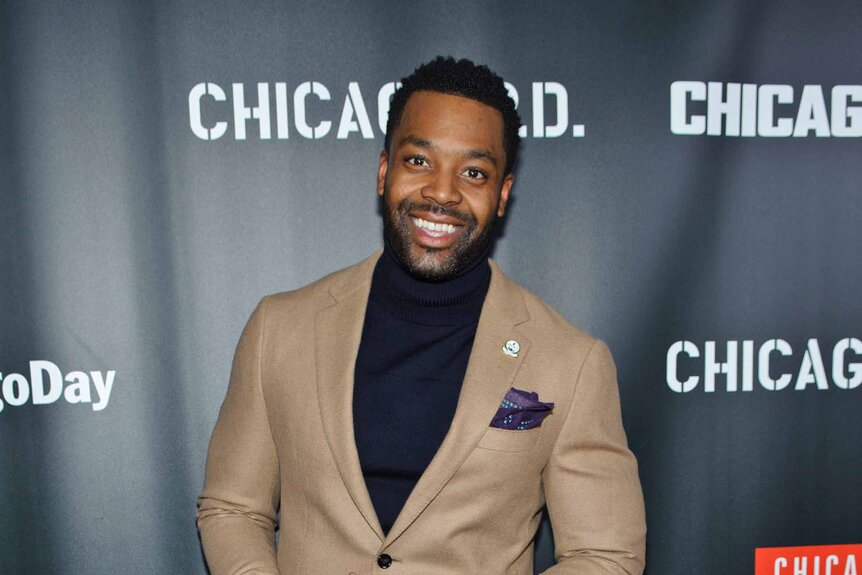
[539,339,647,575]
[197,298,281,575]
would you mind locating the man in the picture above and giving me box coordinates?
[197,57,646,575]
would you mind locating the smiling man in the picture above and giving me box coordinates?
[197,57,646,575]
[379,89,513,281]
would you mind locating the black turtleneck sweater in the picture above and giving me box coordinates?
[353,247,491,535]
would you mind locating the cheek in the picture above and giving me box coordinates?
[388,174,419,200]
[470,196,500,226]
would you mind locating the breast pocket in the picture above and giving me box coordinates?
[475,427,542,453]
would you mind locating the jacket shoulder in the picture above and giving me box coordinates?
[259,251,380,319]
[489,264,606,378]
[523,289,593,342]
[492,263,596,348]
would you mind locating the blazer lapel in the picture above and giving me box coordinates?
[384,261,532,546]
[315,252,385,541]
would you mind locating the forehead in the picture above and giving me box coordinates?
[394,91,506,154]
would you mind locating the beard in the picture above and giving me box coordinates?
[382,186,496,282]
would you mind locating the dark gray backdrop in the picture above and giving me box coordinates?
[2,1,860,573]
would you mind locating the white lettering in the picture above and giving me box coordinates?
[191,80,586,141]
[668,338,862,393]
[532,82,569,138]
[336,82,374,139]
[795,338,829,390]
[705,341,738,392]
[30,360,63,405]
[377,81,400,135]
[2,373,30,408]
[670,81,706,135]
[0,363,116,413]
[275,82,289,139]
[759,339,793,390]
[294,81,331,139]
[189,82,228,140]
[667,340,700,392]
[532,82,545,138]
[707,82,741,136]
[758,85,794,137]
[543,82,569,138]
[831,86,862,137]
[793,85,831,137]
[833,337,862,389]
[504,82,528,138]
[64,371,92,404]
[742,340,755,391]
[233,82,271,140]
[845,554,857,575]
[741,83,758,136]
[91,370,116,412]
[673,82,862,138]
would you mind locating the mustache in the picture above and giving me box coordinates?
[395,200,475,225]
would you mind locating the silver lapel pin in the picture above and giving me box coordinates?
[501,339,520,358]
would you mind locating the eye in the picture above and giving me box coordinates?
[405,155,429,168]
[462,167,488,180]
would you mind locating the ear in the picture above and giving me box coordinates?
[376,151,389,197]
[497,173,514,217]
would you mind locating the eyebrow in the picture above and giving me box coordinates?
[398,134,498,167]
[463,148,498,166]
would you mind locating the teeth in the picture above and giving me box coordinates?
[413,217,456,234]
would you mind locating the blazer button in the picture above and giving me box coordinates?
[377,554,392,569]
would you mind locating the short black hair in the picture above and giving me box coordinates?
[384,56,521,175]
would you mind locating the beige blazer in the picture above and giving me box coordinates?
[197,252,646,575]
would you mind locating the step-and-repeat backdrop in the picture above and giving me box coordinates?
[2,1,860,573]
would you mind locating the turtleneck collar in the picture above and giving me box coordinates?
[369,244,491,327]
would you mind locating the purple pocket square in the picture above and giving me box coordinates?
[490,388,554,430]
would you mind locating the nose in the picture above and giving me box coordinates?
[420,170,462,206]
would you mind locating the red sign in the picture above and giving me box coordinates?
[755,544,861,575]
